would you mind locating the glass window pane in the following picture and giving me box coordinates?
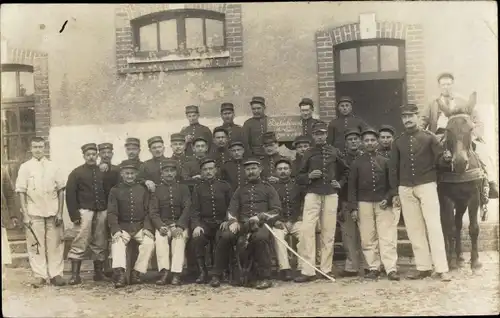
[185,18,204,49]
[20,107,36,133]
[2,110,19,133]
[339,48,357,74]
[1,72,17,98]
[381,45,400,72]
[206,19,224,47]
[139,24,158,52]
[19,72,34,97]
[20,135,34,161]
[3,136,19,161]
[360,46,378,73]
[159,19,178,51]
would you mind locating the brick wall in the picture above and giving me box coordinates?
[315,22,425,121]
[3,47,51,153]
[115,3,243,74]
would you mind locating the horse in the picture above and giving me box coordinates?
[437,91,488,271]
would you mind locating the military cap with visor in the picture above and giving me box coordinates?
[81,143,97,153]
[400,104,419,115]
[250,96,266,106]
[170,133,186,142]
[120,159,139,170]
[344,128,361,139]
[299,97,314,108]
[160,159,178,170]
[98,143,113,151]
[125,137,140,147]
[274,157,292,168]
[147,136,164,147]
[229,140,245,149]
[243,157,261,166]
[337,96,354,105]
[378,125,396,136]
[199,157,217,168]
[220,102,235,112]
[312,121,328,133]
[185,105,199,114]
[293,135,312,146]
[361,128,379,138]
[262,131,278,145]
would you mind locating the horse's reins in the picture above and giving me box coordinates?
[442,113,476,172]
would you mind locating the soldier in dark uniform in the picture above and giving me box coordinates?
[169,133,198,184]
[271,158,306,281]
[181,105,213,157]
[214,102,244,145]
[191,158,232,284]
[220,140,247,192]
[66,143,110,285]
[141,136,168,189]
[327,96,369,152]
[107,159,155,288]
[260,131,288,183]
[291,135,312,178]
[299,98,321,138]
[209,157,281,289]
[348,128,400,281]
[209,127,232,170]
[338,128,368,277]
[242,96,268,157]
[377,125,396,158]
[149,159,192,286]
[124,137,142,163]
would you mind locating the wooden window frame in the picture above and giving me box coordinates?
[335,39,406,82]
[131,9,226,58]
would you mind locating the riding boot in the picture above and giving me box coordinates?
[129,270,142,285]
[93,260,105,281]
[68,260,82,285]
[195,258,208,284]
[171,273,182,286]
[156,269,170,285]
[114,268,127,288]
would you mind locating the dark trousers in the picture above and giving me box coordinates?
[191,221,223,259]
[212,225,272,279]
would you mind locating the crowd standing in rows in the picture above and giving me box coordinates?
[12,72,498,290]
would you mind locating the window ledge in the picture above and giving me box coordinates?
[127,51,231,64]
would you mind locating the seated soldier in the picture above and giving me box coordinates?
[107,159,155,288]
[209,157,281,290]
[149,159,191,286]
[261,131,289,183]
[271,158,305,281]
[191,158,232,284]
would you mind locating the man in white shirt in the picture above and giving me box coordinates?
[420,72,498,199]
[15,136,66,286]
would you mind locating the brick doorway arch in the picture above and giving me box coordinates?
[315,22,425,122]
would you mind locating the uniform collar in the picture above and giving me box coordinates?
[247,177,261,184]
[405,127,420,135]
[153,155,166,161]
[190,122,200,126]
[278,177,292,183]
[252,114,267,120]
[162,179,177,186]
[337,112,353,118]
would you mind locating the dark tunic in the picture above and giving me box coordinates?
[181,123,213,157]
[291,154,304,178]
[209,146,232,170]
[149,181,192,230]
[215,123,244,146]
[66,164,109,222]
[220,158,247,192]
[107,182,153,235]
[377,145,392,159]
[169,153,198,185]
[191,179,232,229]
[301,117,321,138]
[272,178,305,223]
[242,115,268,157]
[339,149,364,201]
[261,153,289,179]
[348,152,392,211]
[297,144,349,196]
[141,155,168,185]
[227,179,281,223]
[389,128,444,189]
[327,114,369,151]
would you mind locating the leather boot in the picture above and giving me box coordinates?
[364,270,380,280]
[407,270,432,280]
[68,260,82,285]
[93,260,105,281]
[50,275,67,286]
[171,273,182,286]
[209,275,221,287]
[114,268,127,288]
[255,279,272,290]
[156,269,170,285]
[130,269,142,285]
[195,258,208,284]
[280,269,293,282]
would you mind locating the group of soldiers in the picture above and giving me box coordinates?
[12,72,498,290]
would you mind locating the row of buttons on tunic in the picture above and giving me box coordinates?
[409,136,415,177]
[369,154,378,193]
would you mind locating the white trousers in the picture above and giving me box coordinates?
[155,230,188,273]
[399,182,449,273]
[300,193,338,276]
[111,229,154,273]
[67,209,108,261]
[273,221,302,270]
[475,141,497,182]
[358,202,400,273]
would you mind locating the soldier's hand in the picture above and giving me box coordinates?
[22,214,32,227]
[308,170,322,179]
[229,222,240,234]
[55,213,63,227]
[285,221,294,232]
[250,215,261,223]
[185,134,194,143]
[192,175,202,180]
[145,180,156,192]
[443,150,452,162]
[274,221,285,230]
[268,176,279,183]
[99,162,109,172]
[351,210,359,223]
[159,226,170,237]
[143,229,154,240]
[220,221,229,231]
[392,196,401,208]
[379,200,388,210]
[72,218,81,226]
[331,180,341,189]
[193,226,204,238]
[11,217,20,228]
[171,227,183,238]
[112,231,123,243]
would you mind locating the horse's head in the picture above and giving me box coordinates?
[445,92,477,172]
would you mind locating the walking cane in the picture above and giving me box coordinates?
[24,222,41,255]
[264,223,336,282]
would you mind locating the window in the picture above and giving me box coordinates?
[132,9,226,57]
[335,39,405,82]
[1,64,35,99]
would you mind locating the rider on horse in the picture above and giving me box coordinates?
[420,72,499,202]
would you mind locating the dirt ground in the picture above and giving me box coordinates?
[2,252,499,317]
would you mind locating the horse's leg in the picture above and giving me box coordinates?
[454,202,466,267]
[439,188,456,269]
[468,187,482,270]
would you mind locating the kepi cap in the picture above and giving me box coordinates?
[220,102,234,112]
[437,72,454,82]
[243,157,261,166]
[337,96,354,105]
[160,159,178,170]
[400,104,419,115]
[147,136,164,147]
[200,157,216,168]
[312,121,328,133]
[229,140,245,149]
[344,128,361,139]
[361,128,379,138]
[125,137,140,147]
[185,105,199,114]
[213,127,229,136]
[262,131,278,145]
[170,133,186,142]
[379,125,396,135]
[250,96,266,106]
[120,159,139,170]
[293,135,312,146]
[81,143,97,153]
[98,143,113,151]
[193,136,208,144]
[274,157,292,168]
[299,98,314,107]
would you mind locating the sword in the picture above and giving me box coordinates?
[24,222,41,255]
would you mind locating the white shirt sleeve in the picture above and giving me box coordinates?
[15,163,28,193]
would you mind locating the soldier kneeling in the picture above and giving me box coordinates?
[108,160,155,288]
[209,157,282,290]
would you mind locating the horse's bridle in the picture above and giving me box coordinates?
[442,113,474,172]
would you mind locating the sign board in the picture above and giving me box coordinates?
[267,115,303,142]
[359,13,376,40]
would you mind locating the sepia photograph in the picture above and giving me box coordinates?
[1,1,498,317]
